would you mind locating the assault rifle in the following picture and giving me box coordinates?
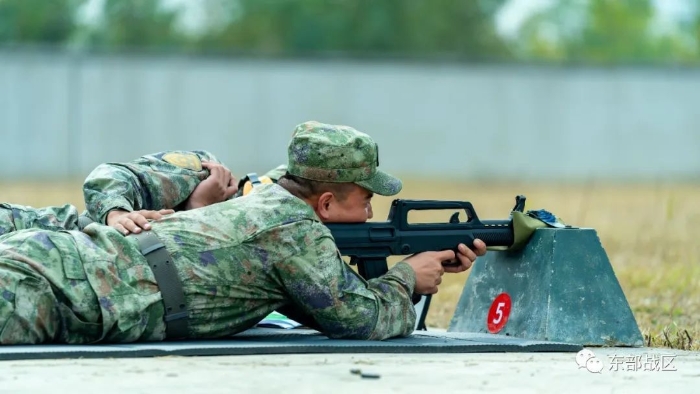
[325,195,526,330]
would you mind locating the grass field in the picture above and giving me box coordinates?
[1,178,698,350]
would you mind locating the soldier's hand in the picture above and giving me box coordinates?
[185,161,238,210]
[107,209,175,235]
[442,239,487,274]
[404,240,486,295]
[404,250,453,295]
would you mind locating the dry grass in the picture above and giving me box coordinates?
[1,178,699,350]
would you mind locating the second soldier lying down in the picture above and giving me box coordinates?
[0,150,287,236]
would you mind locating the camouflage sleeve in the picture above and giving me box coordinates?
[0,203,81,235]
[268,221,417,340]
[83,150,222,224]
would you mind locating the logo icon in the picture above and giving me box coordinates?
[576,349,603,373]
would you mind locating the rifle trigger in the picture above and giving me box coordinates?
[449,212,460,224]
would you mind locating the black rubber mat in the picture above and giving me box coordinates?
[0,328,582,361]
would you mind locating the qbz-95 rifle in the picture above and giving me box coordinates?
[325,195,526,330]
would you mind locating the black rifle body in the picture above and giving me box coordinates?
[325,197,524,330]
[326,197,523,282]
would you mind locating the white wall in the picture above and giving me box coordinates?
[1,50,698,181]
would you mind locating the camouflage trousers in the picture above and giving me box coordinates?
[0,229,103,345]
[0,203,81,237]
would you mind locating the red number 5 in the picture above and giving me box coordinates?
[487,293,511,333]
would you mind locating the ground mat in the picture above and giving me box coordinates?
[0,328,583,361]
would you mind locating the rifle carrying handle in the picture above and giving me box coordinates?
[395,200,480,223]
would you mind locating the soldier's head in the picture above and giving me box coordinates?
[279,120,402,223]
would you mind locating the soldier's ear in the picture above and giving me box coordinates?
[315,192,335,221]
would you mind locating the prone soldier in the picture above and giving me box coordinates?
[0,121,487,344]
[0,150,287,236]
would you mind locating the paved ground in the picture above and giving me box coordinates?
[0,346,697,394]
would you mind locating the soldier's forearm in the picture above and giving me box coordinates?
[83,164,146,223]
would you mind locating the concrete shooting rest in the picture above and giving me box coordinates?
[448,226,644,347]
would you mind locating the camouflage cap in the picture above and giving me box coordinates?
[287,121,402,196]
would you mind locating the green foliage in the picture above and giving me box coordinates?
[0,0,85,45]
[577,0,656,63]
[192,0,510,59]
[0,0,699,66]
[516,0,699,65]
[83,0,183,50]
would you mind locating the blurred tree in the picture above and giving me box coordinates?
[399,0,511,58]
[694,5,700,60]
[575,0,656,63]
[83,0,185,50]
[516,0,699,65]
[2,0,698,66]
[0,0,85,45]
[193,0,512,60]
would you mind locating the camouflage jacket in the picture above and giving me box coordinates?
[0,203,81,235]
[66,182,416,342]
[1,151,288,236]
[82,150,288,226]
[2,150,230,235]
[146,183,417,340]
[82,150,224,225]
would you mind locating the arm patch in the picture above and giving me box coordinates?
[162,152,203,171]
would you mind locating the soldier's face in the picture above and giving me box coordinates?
[318,185,374,223]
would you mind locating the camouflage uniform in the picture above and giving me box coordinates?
[0,203,81,235]
[82,150,225,225]
[0,121,415,344]
[0,150,288,235]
